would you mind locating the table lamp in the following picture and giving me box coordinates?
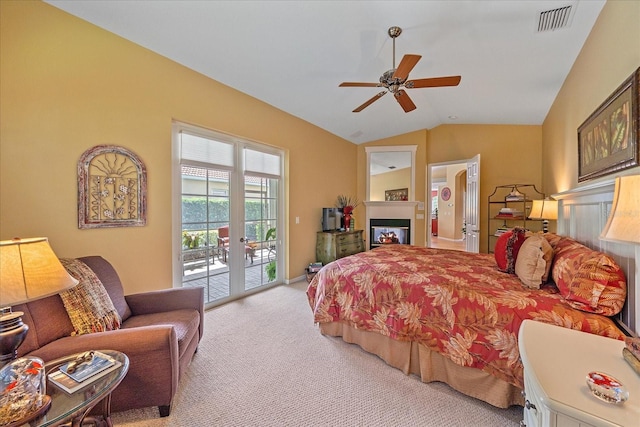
[0,237,79,366]
[600,175,640,244]
[529,199,558,233]
[599,175,640,374]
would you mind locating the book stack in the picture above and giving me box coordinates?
[623,337,640,375]
[307,262,323,273]
[505,189,525,202]
[496,207,524,218]
[48,351,121,394]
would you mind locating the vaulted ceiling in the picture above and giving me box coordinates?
[47,1,605,144]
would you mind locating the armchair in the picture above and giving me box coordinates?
[15,256,204,417]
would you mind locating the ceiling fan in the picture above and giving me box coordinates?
[339,26,461,113]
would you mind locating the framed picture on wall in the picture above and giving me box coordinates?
[385,188,408,201]
[578,67,639,182]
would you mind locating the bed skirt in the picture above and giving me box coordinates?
[319,322,524,409]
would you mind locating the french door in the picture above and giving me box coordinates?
[173,123,283,307]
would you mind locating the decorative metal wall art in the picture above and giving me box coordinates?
[78,145,147,229]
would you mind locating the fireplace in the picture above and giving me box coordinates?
[370,218,411,249]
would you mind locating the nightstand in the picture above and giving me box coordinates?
[518,320,640,427]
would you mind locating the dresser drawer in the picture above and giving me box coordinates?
[336,232,361,245]
[336,242,364,258]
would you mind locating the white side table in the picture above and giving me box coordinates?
[518,320,640,427]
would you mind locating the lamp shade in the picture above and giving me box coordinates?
[529,199,558,220]
[0,238,78,306]
[601,175,640,244]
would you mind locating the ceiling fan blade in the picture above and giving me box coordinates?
[394,90,416,113]
[353,91,387,112]
[406,75,462,88]
[339,82,381,87]
[392,54,422,81]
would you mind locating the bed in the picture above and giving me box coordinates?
[306,231,629,408]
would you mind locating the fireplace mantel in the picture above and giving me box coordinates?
[364,201,417,250]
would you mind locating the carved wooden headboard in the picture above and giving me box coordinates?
[554,179,639,337]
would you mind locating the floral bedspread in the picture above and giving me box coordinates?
[307,245,625,389]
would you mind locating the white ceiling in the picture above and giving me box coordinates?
[46,0,605,145]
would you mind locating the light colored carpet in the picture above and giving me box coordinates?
[112,280,523,426]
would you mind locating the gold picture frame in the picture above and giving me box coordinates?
[578,67,639,182]
[78,145,147,228]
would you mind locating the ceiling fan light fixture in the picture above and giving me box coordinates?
[339,25,461,113]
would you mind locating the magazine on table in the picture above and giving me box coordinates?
[48,351,121,394]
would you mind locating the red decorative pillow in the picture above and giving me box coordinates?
[551,236,626,316]
[494,227,527,274]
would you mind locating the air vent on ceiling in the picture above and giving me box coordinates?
[538,5,573,32]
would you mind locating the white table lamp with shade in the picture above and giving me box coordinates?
[599,174,640,374]
[528,198,558,233]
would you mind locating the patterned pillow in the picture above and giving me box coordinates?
[551,237,626,316]
[494,227,527,274]
[515,235,554,288]
[542,232,562,250]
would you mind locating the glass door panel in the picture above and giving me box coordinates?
[181,166,231,303]
[244,175,279,291]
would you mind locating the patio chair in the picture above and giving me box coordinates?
[217,226,254,264]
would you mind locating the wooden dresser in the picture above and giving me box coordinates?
[316,230,364,265]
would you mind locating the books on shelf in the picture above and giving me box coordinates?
[48,351,121,394]
[494,227,513,237]
[498,207,524,216]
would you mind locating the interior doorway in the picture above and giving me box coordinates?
[427,155,480,253]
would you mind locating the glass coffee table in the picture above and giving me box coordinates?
[35,350,129,427]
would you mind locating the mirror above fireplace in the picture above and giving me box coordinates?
[365,145,416,202]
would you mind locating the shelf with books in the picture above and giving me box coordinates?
[487,184,544,253]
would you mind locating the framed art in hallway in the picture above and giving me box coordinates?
[578,67,639,182]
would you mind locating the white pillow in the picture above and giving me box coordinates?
[515,235,554,289]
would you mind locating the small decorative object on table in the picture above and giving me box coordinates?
[48,351,121,394]
[586,371,629,404]
[0,356,50,426]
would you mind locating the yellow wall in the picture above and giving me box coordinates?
[438,164,466,240]
[0,1,356,293]
[428,124,543,252]
[542,0,640,193]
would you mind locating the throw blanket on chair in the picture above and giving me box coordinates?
[60,258,121,335]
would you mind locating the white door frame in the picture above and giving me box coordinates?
[426,154,481,252]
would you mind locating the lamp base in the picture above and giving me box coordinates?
[0,309,29,367]
[542,219,549,233]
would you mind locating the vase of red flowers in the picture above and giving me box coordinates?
[336,195,359,231]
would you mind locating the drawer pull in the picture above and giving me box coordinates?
[524,400,537,412]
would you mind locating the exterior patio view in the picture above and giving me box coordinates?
[180,161,279,305]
